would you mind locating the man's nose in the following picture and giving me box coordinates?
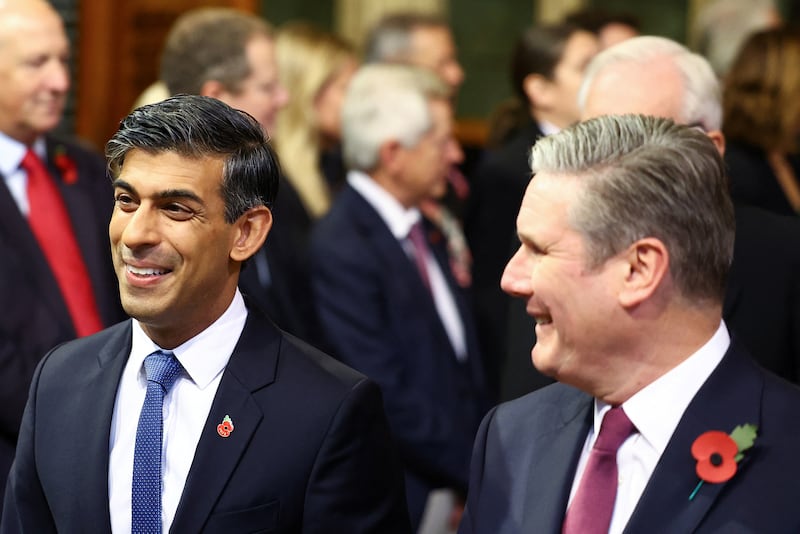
[500,245,533,298]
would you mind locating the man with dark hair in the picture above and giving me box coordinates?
[3,95,411,533]
[159,7,324,348]
[460,114,800,533]
[0,0,126,498]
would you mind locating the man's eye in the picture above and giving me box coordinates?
[115,194,136,209]
[164,204,194,220]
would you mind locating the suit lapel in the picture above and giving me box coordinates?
[624,342,763,533]
[170,309,280,533]
[66,322,132,530]
[521,391,592,533]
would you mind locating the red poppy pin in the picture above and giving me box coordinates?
[54,146,78,185]
[217,415,234,438]
[689,423,757,500]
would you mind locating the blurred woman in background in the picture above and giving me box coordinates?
[274,21,358,221]
[724,27,800,216]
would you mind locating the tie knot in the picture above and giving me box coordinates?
[593,406,636,453]
[20,149,46,175]
[143,350,183,393]
[408,221,426,242]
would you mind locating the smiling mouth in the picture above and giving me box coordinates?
[534,315,553,326]
[126,265,170,276]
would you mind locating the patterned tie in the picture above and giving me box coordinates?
[407,221,432,292]
[132,351,183,534]
[562,406,636,534]
[21,149,103,337]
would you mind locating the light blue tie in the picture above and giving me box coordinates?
[132,350,183,534]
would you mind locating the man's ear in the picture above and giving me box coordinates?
[378,139,403,175]
[199,79,226,99]
[523,73,552,108]
[230,206,273,262]
[617,238,669,308]
[706,130,726,156]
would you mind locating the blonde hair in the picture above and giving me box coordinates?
[274,22,355,219]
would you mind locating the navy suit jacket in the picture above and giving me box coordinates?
[2,305,411,533]
[0,136,125,492]
[460,340,800,533]
[309,184,491,526]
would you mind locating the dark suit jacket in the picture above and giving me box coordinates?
[465,120,544,398]
[2,305,411,533]
[0,136,125,493]
[239,174,325,349]
[309,184,491,527]
[460,340,800,533]
[725,140,798,217]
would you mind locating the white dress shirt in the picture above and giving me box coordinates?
[348,170,467,360]
[567,321,731,534]
[109,290,248,533]
[0,132,47,216]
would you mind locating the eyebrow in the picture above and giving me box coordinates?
[112,179,205,205]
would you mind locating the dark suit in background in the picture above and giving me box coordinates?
[3,306,410,533]
[465,120,543,398]
[310,185,490,526]
[461,342,800,533]
[0,136,125,496]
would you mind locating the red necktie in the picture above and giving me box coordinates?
[562,406,636,534]
[407,221,432,292]
[22,149,103,337]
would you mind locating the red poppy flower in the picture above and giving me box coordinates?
[54,153,78,185]
[217,421,233,437]
[691,430,738,483]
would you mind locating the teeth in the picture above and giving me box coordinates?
[127,265,168,276]
[535,316,552,326]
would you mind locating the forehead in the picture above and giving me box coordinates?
[0,6,67,53]
[582,58,683,121]
[244,35,277,76]
[560,31,599,67]
[410,25,454,58]
[117,149,225,194]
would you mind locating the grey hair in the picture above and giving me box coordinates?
[578,36,722,131]
[341,63,450,171]
[363,12,448,63]
[531,114,734,302]
[107,95,280,223]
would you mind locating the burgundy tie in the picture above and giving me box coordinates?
[407,221,432,292]
[562,406,636,534]
[22,149,103,337]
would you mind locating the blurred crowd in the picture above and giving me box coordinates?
[2,0,800,532]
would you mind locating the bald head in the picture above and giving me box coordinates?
[0,0,69,143]
[578,36,725,153]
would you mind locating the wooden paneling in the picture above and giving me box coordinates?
[76,0,257,150]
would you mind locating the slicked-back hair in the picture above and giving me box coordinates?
[341,64,450,172]
[160,8,272,96]
[578,36,722,131]
[531,114,734,303]
[106,95,280,223]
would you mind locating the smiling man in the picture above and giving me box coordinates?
[459,114,800,533]
[2,95,411,533]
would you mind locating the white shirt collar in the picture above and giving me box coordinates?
[347,169,421,239]
[537,120,561,137]
[0,132,45,177]
[129,289,248,390]
[593,320,730,455]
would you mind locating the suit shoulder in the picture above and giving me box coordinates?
[277,330,371,393]
[490,383,589,436]
[36,321,130,378]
